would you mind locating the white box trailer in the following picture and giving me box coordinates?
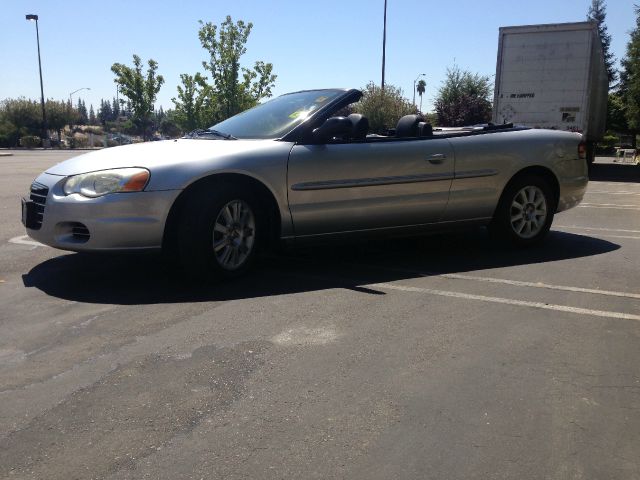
[492,21,608,163]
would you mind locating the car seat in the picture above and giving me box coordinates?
[347,114,369,140]
[396,114,424,138]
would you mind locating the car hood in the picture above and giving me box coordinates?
[45,139,279,176]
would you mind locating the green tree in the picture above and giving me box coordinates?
[243,60,276,101]
[197,16,277,122]
[352,82,416,134]
[620,5,640,141]
[171,72,212,132]
[111,54,165,140]
[98,99,112,125]
[76,98,88,125]
[89,104,96,125]
[46,99,73,142]
[606,92,627,133]
[0,118,18,148]
[0,98,41,147]
[416,79,426,113]
[588,0,617,86]
[422,112,438,127]
[159,110,182,138]
[112,96,121,120]
[434,66,492,126]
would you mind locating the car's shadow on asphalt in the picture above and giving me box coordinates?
[22,228,620,305]
[589,162,640,183]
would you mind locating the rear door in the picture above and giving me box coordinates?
[287,139,455,237]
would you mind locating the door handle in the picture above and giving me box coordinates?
[427,153,446,164]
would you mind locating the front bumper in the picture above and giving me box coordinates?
[25,172,181,252]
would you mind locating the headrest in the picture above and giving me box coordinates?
[418,122,433,136]
[347,114,369,140]
[396,114,424,138]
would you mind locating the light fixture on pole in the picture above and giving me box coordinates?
[413,73,426,107]
[69,87,91,131]
[26,14,48,146]
[69,87,91,106]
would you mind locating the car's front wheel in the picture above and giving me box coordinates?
[178,185,261,279]
[490,174,556,246]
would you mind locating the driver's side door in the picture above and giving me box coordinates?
[287,138,455,237]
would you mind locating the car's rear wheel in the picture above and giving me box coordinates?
[490,174,555,246]
[178,185,261,279]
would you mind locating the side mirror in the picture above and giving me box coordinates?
[311,117,352,143]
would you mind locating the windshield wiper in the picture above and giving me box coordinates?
[184,129,237,140]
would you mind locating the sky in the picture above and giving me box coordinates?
[0,0,636,114]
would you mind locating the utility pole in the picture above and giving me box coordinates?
[381,0,387,91]
[69,87,91,132]
[26,14,48,146]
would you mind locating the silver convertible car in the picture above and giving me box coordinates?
[23,88,587,278]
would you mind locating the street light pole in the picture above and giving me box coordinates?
[69,87,91,131]
[413,73,426,108]
[26,14,48,146]
[69,87,91,107]
[381,0,387,91]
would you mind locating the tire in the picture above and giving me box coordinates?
[177,184,262,279]
[489,174,556,247]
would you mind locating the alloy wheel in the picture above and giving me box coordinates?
[509,186,547,239]
[212,199,256,270]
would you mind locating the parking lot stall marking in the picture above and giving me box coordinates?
[431,273,640,300]
[555,225,640,240]
[8,235,43,247]
[338,261,640,301]
[590,182,640,188]
[555,225,640,234]
[586,191,640,196]
[580,203,640,207]
[578,204,640,210]
[370,283,640,321]
[559,233,640,240]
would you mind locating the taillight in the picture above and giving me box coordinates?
[578,142,587,160]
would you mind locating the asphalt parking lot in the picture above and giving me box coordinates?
[1,150,639,479]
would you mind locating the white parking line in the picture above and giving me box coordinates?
[371,283,640,321]
[8,235,42,247]
[587,191,640,196]
[555,225,640,234]
[579,203,640,210]
[554,225,640,240]
[350,262,640,300]
[576,233,640,240]
[590,182,640,188]
[580,203,640,207]
[435,273,640,299]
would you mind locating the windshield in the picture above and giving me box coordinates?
[209,89,345,140]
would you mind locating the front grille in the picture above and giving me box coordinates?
[71,223,90,242]
[29,181,48,230]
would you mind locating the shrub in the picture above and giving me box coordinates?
[81,125,104,135]
[597,133,620,154]
[352,82,416,134]
[434,66,492,126]
[19,136,41,148]
[66,133,89,149]
[0,120,19,147]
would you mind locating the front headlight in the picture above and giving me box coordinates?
[63,168,150,197]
